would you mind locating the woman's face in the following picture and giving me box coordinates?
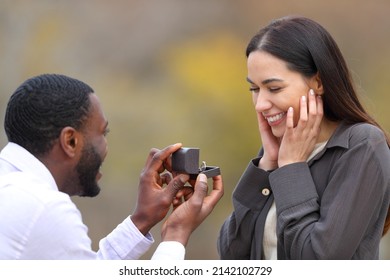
[247,50,313,138]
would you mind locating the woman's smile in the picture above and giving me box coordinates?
[263,112,287,126]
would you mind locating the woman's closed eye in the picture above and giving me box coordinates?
[269,87,282,93]
[249,87,260,94]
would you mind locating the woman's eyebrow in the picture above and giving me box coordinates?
[246,77,254,84]
[261,78,284,85]
[246,77,284,85]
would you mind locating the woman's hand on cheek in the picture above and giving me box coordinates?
[278,89,323,167]
[257,112,280,171]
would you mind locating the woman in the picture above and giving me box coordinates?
[218,16,390,259]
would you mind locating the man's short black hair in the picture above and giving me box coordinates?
[4,74,94,156]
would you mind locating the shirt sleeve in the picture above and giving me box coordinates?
[23,193,154,259]
[97,215,154,260]
[150,241,186,260]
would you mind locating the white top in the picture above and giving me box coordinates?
[0,143,185,260]
[263,141,327,259]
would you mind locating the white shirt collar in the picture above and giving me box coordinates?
[0,142,58,191]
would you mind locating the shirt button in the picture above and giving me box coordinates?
[262,188,270,196]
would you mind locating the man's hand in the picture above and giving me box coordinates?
[160,173,224,246]
[131,143,190,235]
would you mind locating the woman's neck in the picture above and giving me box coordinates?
[318,119,340,143]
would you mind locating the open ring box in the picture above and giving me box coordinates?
[172,147,220,179]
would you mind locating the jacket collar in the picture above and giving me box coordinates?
[308,121,355,164]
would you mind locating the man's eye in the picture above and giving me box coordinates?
[249,87,260,94]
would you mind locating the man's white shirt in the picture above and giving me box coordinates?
[0,142,184,260]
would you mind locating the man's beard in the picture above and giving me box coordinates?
[76,142,102,197]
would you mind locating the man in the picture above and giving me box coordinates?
[0,74,223,259]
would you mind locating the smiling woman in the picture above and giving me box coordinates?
[218,16,390,260]
[246,50,331,141]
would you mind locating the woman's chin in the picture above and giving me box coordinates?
[270,124,286,138]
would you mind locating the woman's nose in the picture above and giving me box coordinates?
[254,92,271,112]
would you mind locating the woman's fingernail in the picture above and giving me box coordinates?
[310,89,315,95]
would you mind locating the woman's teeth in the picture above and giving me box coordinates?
[265,112,286,123]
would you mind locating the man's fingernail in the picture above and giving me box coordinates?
[179,174,189,184]
[198,173,207,183]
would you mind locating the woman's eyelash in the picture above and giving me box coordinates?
[249,87,282,93]
[269,87,281,92]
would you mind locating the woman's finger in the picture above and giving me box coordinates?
[286,106,294,129]
[307,89,318,127]
[299,95,308,125]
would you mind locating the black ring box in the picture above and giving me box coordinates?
[172,148,220,179]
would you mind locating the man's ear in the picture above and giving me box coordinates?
[309,72,324,95]
[59,127,81,158]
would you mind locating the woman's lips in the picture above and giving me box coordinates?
[264,112,286,126]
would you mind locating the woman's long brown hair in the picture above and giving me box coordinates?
[246,16,390,236]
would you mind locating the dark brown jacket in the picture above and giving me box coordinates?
[218,122,390,259]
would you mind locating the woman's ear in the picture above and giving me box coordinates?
[309,72,324,95]
[59,127,80,158]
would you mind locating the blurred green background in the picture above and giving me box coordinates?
[1,0,389,259]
